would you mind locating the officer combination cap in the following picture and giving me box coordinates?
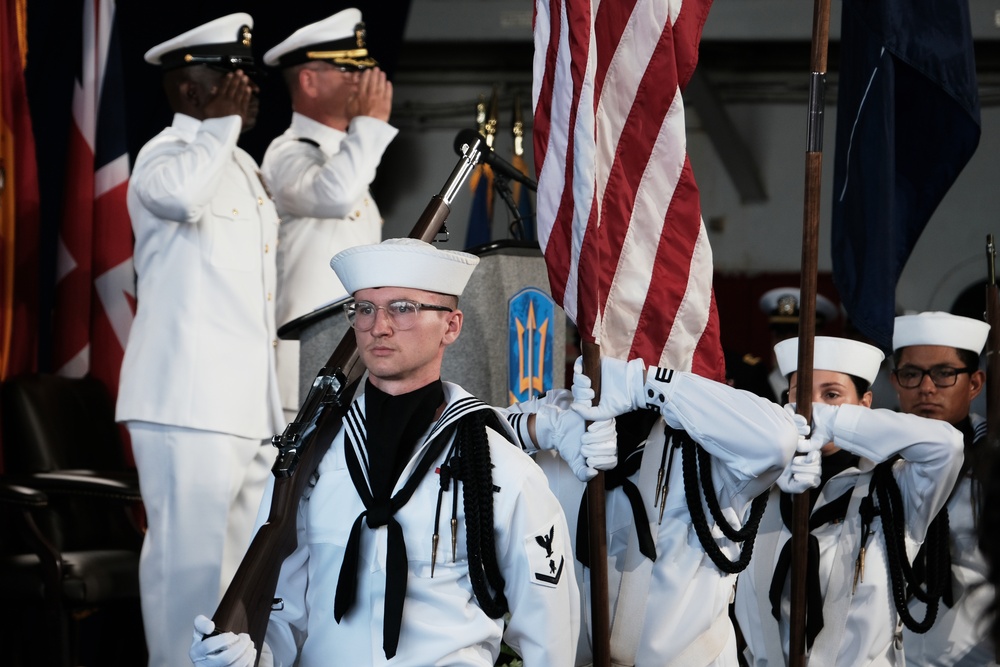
[760,287,837,327]
[892,311,991,355]
[774,336,885,385]
[144,13,255,73]
[264,8,377,70]
[330,238,480,297]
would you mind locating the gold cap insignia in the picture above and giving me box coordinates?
[240,25,252,48]
[776,294,799,317]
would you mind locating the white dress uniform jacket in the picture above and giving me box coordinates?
[904,414,998,666]
[261,112,397,416]
[259,382,580,666]
[117,113,283,438]
[734,406,965,667]
[517,373,798,666]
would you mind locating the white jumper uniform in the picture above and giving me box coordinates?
[734,405,965,667]
[260,382,580,666]
[512,371,799,666]
[261,112,397,419]
[904,415,998,666]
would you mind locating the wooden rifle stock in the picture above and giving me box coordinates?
[986,235,1000,451]
[211,134,487,661]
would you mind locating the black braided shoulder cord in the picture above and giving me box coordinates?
[873,462,943,633]
[680,431,768,574]
[910,510,952,605]
[456,410,509,619]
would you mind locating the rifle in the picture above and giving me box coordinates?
[210,132,487,662]
[986,235,1000,452]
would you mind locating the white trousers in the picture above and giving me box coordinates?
[128,422,276,667]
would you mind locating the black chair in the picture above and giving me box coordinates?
[0,373,146,666]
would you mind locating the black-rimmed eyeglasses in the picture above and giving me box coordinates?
[344,299,453,332]
[892,365,974,389]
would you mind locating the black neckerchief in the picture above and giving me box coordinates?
[575,410,660,567]
[365,379,444,502]
[769,449,859,648]
[334,379,453,660]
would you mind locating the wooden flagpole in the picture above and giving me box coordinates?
[582,340,610,667]
[789,0,832,663]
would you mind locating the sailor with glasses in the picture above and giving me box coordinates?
[117,14,283,667]
[261,8,398,423]
[190,238,613,666]
[891,312,997,666]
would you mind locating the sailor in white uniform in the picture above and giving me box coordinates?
[734,336,964,666]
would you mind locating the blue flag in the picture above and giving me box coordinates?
[465,164,494,249]
[831,0,981,351]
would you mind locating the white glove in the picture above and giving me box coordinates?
[776,449,823,494]
[579,417,618,474]
[534,402,617,482]
[571,361,595,405]
[570,355,647,421]
[783,404,810,438]
[808,402,838,449]
[190,615,256,667]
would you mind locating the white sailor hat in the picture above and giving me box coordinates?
[330,238,480,297]
[892,311,990,354]
[144,13,256,73]
[774,336,885,385]
[263,8,377,70]
[759,287,838,327]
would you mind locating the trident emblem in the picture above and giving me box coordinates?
[508,288,555,404]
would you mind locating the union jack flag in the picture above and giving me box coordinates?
[52,0,134,397]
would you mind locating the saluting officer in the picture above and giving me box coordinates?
[262,8,397,423]
[117,14,283,667]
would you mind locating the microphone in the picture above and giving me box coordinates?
[453,129,538,191]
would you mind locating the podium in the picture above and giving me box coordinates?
[277,241,567,409]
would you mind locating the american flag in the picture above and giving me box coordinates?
[52,0,134,397]
[533,0,723,379]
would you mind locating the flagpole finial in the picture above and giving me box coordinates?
[484,85,500,148]
[475,94,486,134]
[512,92,524,157]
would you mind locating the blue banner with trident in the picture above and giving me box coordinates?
[508,287,556,404]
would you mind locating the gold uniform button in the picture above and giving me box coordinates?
[232,208,238,216]
[258,197,264,206]
[267,292,272,301]
[264,244,269,253]
[272,339,278,348]
[354,210,361,217]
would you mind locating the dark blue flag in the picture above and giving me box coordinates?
[831,0,981,351]
[465,164,493,249]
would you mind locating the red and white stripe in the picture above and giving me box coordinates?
[533,0,724,380]
[52,0,133,396]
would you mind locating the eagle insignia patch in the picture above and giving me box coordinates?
[526,524,565,588]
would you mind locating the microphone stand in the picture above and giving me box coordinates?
[492,171,535,242]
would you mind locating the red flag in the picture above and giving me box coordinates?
[533,0,723,380]
[52,0,134,398]
[0,0,40,381]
